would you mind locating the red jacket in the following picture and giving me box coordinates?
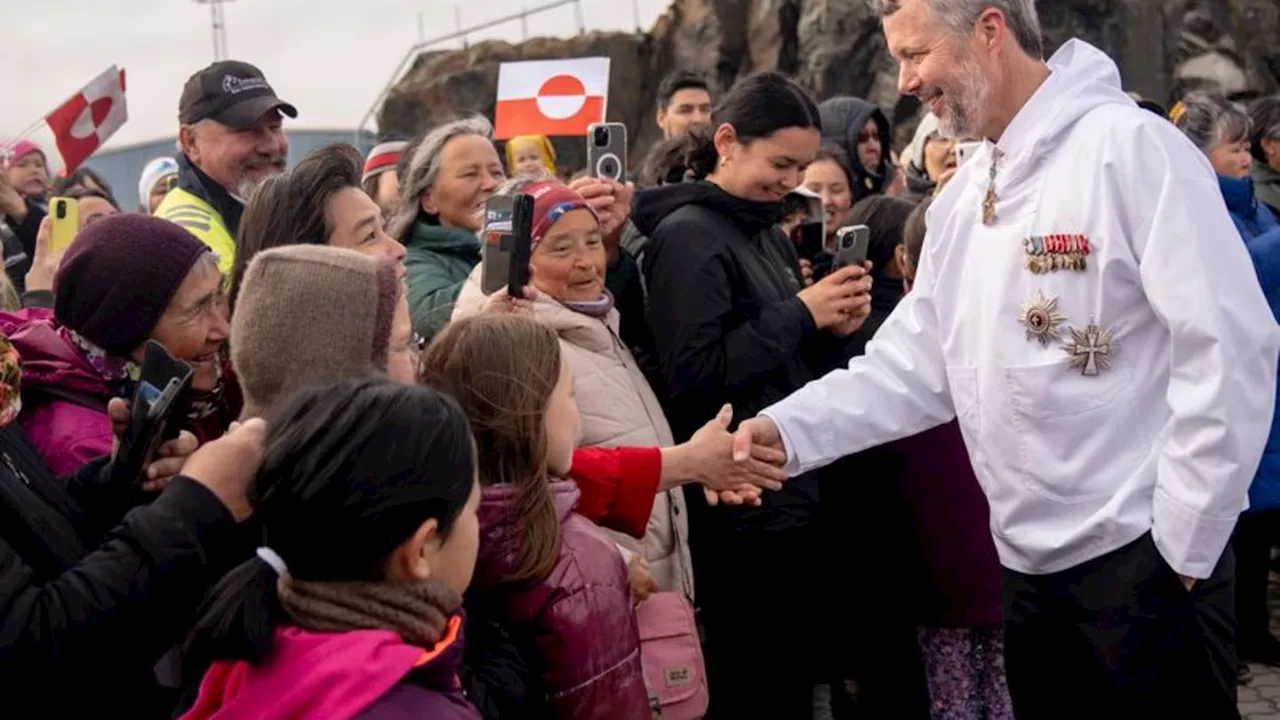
[566,446,661,540]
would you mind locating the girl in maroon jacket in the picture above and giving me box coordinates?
[180,378,483,720]
[421,314,650,720]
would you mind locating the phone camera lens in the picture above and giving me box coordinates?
[55,204,66,220]
[594,127,609,147]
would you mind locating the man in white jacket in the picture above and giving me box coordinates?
[733,0,1280,715]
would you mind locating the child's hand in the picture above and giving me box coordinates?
[628,555,658,605]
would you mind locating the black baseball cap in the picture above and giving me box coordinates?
[179,60,298,130]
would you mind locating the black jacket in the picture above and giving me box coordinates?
[818,97,895,200]
[3,198,45,295]
[0,423,235,716]
[175,154,244,240]
[633,181,841,535]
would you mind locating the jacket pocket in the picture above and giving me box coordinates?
[1005,362,1135,503]
[947,365,980,434]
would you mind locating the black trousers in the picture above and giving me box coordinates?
[1234,509,1279,650]
[1003,533,1238,720]
[696,527,825,720]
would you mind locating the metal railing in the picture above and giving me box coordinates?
[354,0,589,146]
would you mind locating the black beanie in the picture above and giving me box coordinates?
[54,214,212,357]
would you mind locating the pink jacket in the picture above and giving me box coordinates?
[0,309,112,475]
[183,619,479,720]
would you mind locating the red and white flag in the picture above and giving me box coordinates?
[493,58,609,140]
[42,66,128,175]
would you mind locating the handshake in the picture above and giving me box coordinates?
[669,406,788,507]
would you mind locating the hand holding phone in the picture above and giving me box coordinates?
[110,341,194,487]
[833,225,871,269]
[49,197,79,254]
[480,194,534,297]
[587,123,628,181]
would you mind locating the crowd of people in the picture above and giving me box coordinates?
[3,0,1280,718]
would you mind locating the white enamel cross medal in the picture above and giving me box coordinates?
[1064,320,1115,376]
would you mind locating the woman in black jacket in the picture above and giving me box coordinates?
[0,335,262,717]
[630,72,873,719]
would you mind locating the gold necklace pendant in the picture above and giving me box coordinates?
[982,148,1002,226]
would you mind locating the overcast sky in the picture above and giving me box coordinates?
[4,0,667,149]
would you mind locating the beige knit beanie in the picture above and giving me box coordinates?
[231,245,401,419]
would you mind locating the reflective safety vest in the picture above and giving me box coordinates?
[154,187,236,275]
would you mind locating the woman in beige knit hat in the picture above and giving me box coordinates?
[230,245,414,419]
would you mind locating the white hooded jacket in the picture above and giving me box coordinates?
[763,39,1280,578]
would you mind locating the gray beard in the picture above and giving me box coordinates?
[235,167,283,202]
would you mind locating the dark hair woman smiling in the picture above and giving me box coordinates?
[629,70,873,718]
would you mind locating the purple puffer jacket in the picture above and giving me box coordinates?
[0,309,112,475]
[473,480,649,720]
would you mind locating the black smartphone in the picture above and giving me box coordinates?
[587,122,628,181]
[481,196,515,295]
[834,225,871,269]
[110,341,194,487]
[508,194,534,298]
[791,221,825,261]
[480,194,534,296]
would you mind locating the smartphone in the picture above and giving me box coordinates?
[587,122,628,182]
[110,341,193,487]
[508,194,534,298]
[49,197,80,253]
[791,221,825,261]
[480,194,535,296]
[834,225,871,269]
[955,141,982,168]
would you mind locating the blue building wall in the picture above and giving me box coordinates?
[87,128,375,212]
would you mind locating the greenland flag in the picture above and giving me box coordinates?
[493,58,609,140]
[43,66,128,175]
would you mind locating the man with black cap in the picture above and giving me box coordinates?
[155,60,297,275]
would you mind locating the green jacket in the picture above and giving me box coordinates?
[1254,162,1280,219]
[404,220,482,341]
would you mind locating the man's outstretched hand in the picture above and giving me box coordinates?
[731,416,785,464]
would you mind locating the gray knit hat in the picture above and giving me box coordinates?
[231,245,401,418]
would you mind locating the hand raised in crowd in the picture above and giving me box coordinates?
[0,167,25,220]
[107,398,198,492]
[482,283,538,316]
[627,555,659,605]
[178,418,268,522]
[24,216,65,293]
[662,404,788,507]
[569,176,633,259]
[797,263,872,334]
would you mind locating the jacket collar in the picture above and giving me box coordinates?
[1218,173,1259,218]
[177,154,244,239]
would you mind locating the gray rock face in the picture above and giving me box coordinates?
[377,0,1280,170]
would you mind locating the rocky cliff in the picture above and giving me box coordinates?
[377,0,1280,169]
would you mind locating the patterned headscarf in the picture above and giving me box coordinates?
[0,335,23,427]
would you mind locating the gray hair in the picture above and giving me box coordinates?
[869,0,1043,58]
[1249,95,1280,162]
[389,116,496,240]
[494,175,549,197]
[1174,91,1251,155]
